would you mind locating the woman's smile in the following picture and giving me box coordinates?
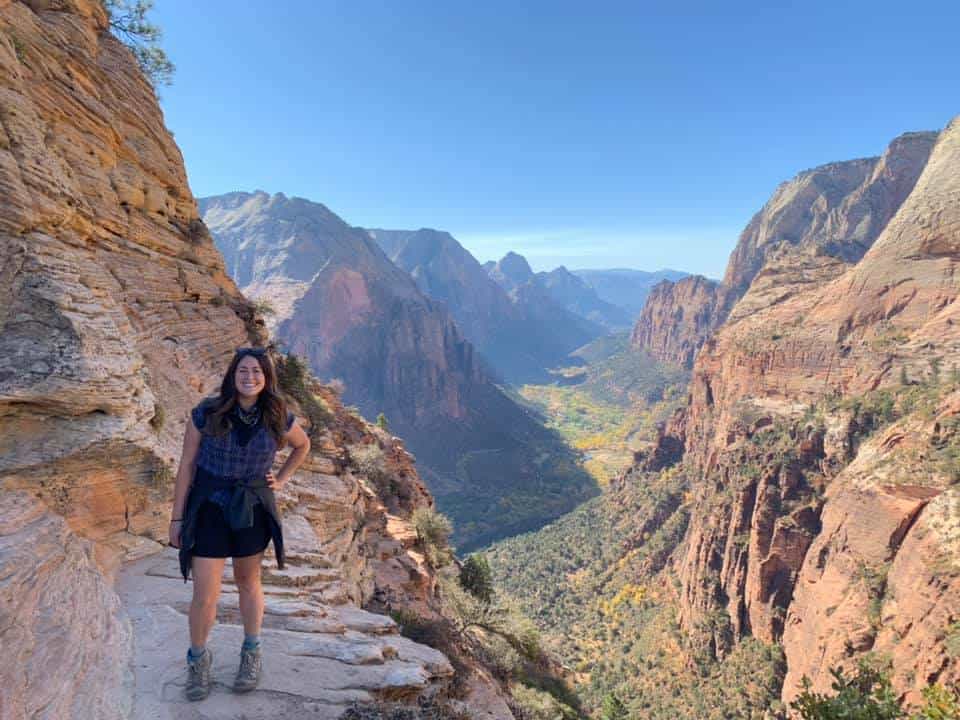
[235,356,266,397]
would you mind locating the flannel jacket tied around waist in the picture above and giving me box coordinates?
[178,401,294,581]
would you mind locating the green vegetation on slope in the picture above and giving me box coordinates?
[486,465,788,717]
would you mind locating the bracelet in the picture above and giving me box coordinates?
[170,518,183,523]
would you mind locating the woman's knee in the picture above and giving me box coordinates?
[233,559,263,594]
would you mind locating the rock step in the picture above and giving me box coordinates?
[119,548,451,719]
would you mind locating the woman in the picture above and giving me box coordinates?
[169,347,311,701]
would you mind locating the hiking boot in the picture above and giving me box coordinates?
[233,645,262,693]
[185,648,213,701]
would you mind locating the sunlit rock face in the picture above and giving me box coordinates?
[631,131,937,369]
[633,119,959,706]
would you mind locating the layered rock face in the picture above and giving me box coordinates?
[203,194,598,550]
[655,119,960,705]
[0,0,253,561]
[0,3,508,716]
[631,132,937,369]
[631,275,723,368]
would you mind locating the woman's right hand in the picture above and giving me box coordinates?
[169,520,182,548]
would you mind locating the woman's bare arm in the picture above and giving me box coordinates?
[268,422,311,491]
[169,419,201,546]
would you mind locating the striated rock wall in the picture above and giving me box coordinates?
[631,131,937,370]
[660,117,960,708]
[630,274,723,369]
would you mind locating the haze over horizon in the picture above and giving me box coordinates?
[155,1,959,277]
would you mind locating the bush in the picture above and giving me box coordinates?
[411,507,453,568]
[601,692,629,720]
[912,684,960,720]
[459,554,495,603]
[276,353,332,434]
[792,662,901,719]
[376,412,389,431]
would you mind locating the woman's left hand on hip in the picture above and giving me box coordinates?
[266,470,286,491]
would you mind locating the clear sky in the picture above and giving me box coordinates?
[150,1,958,277]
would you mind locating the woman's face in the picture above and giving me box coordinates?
[234,355,266,399]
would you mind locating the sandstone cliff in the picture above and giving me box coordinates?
[662,119,960,706]
[0,3,510,717]
[631,274,723,368]
[631,131,937,369]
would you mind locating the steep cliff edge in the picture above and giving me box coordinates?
[631,131,937,369]
[672,118,960,706]
[0,3,511,717]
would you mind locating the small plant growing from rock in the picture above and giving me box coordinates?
[276,352,333,435]
[411,507,453,568]
[349,443,392,496]
[149,402,165,432]
[252,298,276,317]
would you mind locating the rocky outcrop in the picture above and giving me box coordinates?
[631,275,723,368]
[631,131,937,369]
[660,118,960,706]
[202,194,598,550]
[0,490,133,720]
[0,3,511,716]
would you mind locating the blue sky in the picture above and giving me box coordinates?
[151,1,958,277]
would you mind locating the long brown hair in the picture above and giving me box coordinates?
[198,348,289,445]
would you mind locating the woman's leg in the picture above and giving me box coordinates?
[232,552,265,637]
[189,556,226,647]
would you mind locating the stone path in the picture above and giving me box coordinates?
[117,548,453,719]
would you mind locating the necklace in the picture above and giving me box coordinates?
[234,403,261,427]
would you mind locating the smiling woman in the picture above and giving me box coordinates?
[168,347,311,701]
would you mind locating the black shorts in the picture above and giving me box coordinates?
[192,500,272,559]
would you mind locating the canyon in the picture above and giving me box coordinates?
[490,119,960,716]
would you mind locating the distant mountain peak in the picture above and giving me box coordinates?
[489,251,534,290]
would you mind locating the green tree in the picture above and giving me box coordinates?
[600,692,629,720]
[459,554,494,603]
[375,412,389,431]
[791,663,903,720]
[104,0,175,86]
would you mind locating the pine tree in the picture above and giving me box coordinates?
[104,0,175,86]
